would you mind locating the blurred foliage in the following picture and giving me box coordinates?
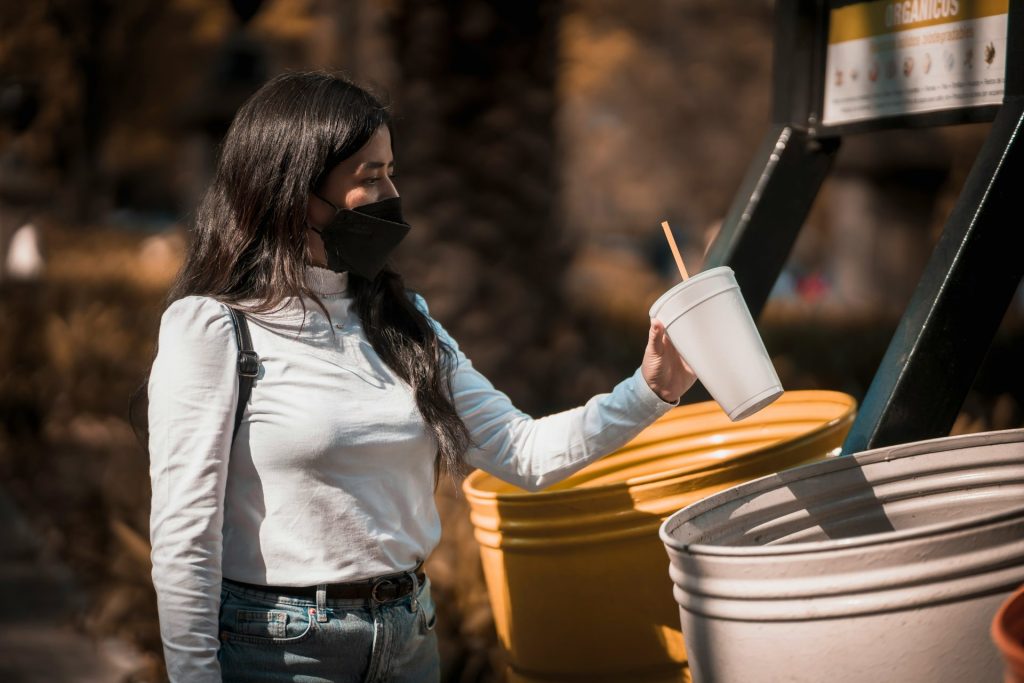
[0,223,175,680]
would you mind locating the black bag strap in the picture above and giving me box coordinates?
[226,307,259,440]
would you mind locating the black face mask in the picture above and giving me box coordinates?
[308,195,411,280]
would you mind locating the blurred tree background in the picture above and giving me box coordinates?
[0,0,1021,681]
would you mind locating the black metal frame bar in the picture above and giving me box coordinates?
[702,126,838,319]
[706,0,1024,453]
[703,0,839,319]
[843,95,1024,452]
[843,0,1024,452]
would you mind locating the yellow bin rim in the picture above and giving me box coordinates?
[463,390,858,505]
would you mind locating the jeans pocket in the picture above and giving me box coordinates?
[236,608,288,638]
[219,590,317,646]
[420,607,437,632]
[417,582,437,633]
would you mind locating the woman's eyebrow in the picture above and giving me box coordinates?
[356,161,396,172]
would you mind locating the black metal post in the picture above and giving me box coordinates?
[843,0,1024,454]
[703,127,838,318]
[842,97,1024,454]
[703,0,838,318]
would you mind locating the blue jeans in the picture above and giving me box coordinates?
[217,576,439,682]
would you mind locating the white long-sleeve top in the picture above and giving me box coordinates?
[148,266,675,682]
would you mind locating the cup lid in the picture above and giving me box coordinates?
[648,265,737,321]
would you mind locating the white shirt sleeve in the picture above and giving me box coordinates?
[148,296,237,683]
[413,294,676,492]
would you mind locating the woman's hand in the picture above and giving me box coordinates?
[642,319,697,404]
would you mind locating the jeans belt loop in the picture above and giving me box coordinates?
[409,569,420,613]
[316,583,328,622]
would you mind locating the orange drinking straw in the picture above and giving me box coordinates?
[661,220,689,280]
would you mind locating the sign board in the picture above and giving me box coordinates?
[822,0,1009,126]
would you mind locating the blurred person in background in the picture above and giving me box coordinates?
[139,70,694,682]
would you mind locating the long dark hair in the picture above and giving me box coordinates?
[132,71,471,481]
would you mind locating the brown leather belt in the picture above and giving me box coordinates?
[223,565,426,603]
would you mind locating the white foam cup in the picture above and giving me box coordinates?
[649,266,783,421]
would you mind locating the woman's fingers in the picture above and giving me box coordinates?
[659,325,678,356]
[647,317,696,385]
[650,319,668,350]
[649,319,661,345]
[651,319,676,359]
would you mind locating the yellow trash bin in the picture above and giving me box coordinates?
[463,390,857,682]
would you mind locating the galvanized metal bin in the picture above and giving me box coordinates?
[661,428,1024,683]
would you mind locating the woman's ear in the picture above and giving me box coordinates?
[306,193,328,229]
[305,221,328,267]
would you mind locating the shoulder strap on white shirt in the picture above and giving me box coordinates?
[226,307,258,440]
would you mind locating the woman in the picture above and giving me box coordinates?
[146,71,694,683]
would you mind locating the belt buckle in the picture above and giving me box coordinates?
[371,577,396,603]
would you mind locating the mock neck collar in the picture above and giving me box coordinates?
[304,265,349,296]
